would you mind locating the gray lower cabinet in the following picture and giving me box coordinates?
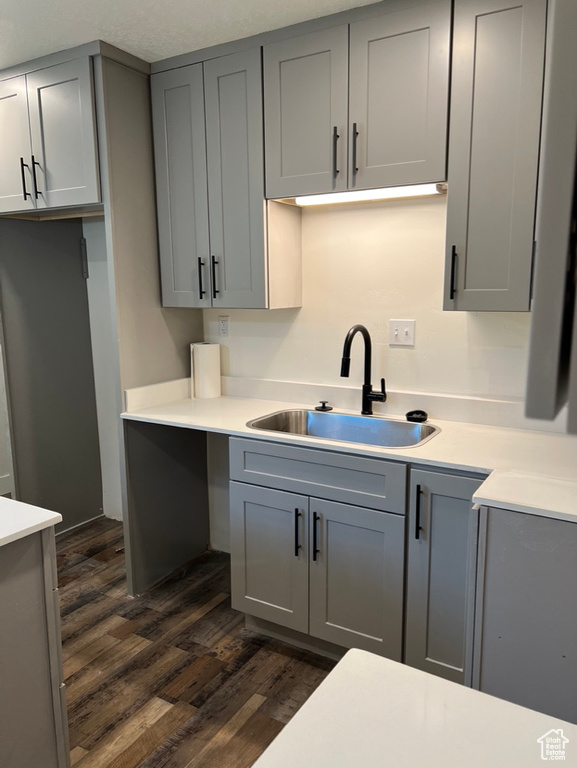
[263,0,450,198]
[444,0,547,311]
[0,58,100,214]
[152,50,301,310]
[405,470,482,684]
[473,507,577,723]
[230,481,405,658]
[0,529,69,768]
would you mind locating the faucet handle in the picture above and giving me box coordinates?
[380,378,387,401]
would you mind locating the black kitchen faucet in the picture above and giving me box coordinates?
[340,324,387,415]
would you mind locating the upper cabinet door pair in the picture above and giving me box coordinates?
[263,1,451,198]
[151,50,268,309]
[0,58,100,214]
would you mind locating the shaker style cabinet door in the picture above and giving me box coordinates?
[308,498,404,658]
[264,26,349,198]
[0,76,35,213]
[348,1,450,190]
[229,482,310,633]
[444,0,546,311]
[151,64,211,308]
[27,58,100,209]
[405,470,481,685]
[204,48,267,309]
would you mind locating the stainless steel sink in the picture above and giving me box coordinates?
[247,409,439,448]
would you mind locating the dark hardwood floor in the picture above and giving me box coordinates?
[56,517,335,768]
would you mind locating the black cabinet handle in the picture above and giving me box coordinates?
[211,255,219,299]
[197,257,206,299]
[31,155,40,199]
[415,484,423,540]
[450,245,458,300]
[352,122,359,174]
[294,508,302,557]
[312,511,320,561]
[332,126,340,177]
[20,157,31,201]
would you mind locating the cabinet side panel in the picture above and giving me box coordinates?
[0,534,60,768]
[266,200,302,309]
[476,508,577,722]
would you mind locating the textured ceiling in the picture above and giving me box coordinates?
[0,0,380,70]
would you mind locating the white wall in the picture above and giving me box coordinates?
[204,196,532,400]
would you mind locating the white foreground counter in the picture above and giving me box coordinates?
[253,649,577,768]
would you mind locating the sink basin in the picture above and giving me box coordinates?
[247,409,439,448]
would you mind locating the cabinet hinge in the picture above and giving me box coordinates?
[80,238,89,279]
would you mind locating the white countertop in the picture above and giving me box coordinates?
[0,496,62,547]
[121,394,577,522]
[252,648,577,768]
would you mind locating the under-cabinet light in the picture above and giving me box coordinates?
[293,183,445,206]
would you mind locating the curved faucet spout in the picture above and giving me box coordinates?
[340,324,386,415]
[340,324,372,385]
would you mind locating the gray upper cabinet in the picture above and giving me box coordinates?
[0,58,100,215]
[349,3,450,190]
[0,76,35,213]
[405,470,481,685]
[153,49,301,309]
[263,0,450,198]
[473,507,577,723]
[263,26,349,199]
[204,51,267,309]
[152,64,211,308]
[443,0,547,312]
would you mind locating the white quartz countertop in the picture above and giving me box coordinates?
[0,496,62,547]
[121,394,577,522]
[252,648,577,768]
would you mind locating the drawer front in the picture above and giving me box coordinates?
[230,437,406,514]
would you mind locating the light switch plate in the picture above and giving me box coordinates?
[389,319,415,346]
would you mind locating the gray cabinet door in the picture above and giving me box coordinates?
[473,507,577,722]
[264,26,349,198]
[229,481,309,633]
[204,49,267,309]
[0,76,35,213]
[309,497,404,658]
[444,0,546,311]
[151,64,211,308]
[349,1,450,190]
[27,58,100,209]
[405,470,481,685]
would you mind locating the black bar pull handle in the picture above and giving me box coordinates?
[415,484,423,540]
[20,157,31,201]
[332,126,340,178]
[450,245,458,300]
[211,255,219,299]
[294,508,302,557]
[352,122,359,175]
[31,155,40,199]
[312,511,320,561]
[197,257,206,299]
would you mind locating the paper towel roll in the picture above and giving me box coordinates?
[192,343,221,398]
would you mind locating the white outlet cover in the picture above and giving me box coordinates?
[389,319,415,346]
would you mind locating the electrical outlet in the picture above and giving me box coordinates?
[389,319,415,346]
[218,316,229,337]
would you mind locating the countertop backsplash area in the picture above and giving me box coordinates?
[202,197,553,432]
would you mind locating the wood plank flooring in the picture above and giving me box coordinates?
[57,518,336,768]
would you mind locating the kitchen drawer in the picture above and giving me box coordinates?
[229,437,406,514]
